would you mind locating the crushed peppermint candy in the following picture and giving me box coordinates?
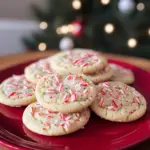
[61,50,101,67]
[2,75,35,100]
[37,74,93,104]
[25,57,53,81]
[98,82,142,112]
[27,103,89,131]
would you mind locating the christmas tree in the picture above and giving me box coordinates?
[23,0,150,58]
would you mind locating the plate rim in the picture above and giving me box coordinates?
[0,58,150,150]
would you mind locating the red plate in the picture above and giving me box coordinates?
[0,59,150,150]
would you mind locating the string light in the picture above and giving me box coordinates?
[104,23,114,34]
[61,25,69,34]
[148,28,150,36]
[68,24,74,32]
[100,0,110,5]
[127,38,137,48]
[38,43,47,51]
[56,27,62,35]
[40,22,48,30]
[136,3,145,11]
[72,0,81,10]
[56,24,75,35]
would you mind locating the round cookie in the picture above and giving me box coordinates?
[23,102,90,136]
[91,82,147,122]
[35,73,96,113]
[109,63,135,84]
[0,75,36,107]
[24,57,52,83]
[86,65,113,84]
[50,49,108,75]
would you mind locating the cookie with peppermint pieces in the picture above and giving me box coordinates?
[0,75,36,107]
[35,73,96,113]
[109,63,135,84]
[24,57,53,83]
[86,65,113,84]
[22,102,90,136]
[91,82,147,122]
[50,49,107,75]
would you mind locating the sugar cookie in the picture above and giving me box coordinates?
[0,75,36,107]
[35,73,96,113]
[23,102,90,136]
[91,82,147,122]
[109,63,135,84]
[50,50,107,75]
[24,57,52,83]
[87,65,113,84]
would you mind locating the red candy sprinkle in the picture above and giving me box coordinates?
[45,70,51,74]
[8,91,16,98]
[47,116,52,118]
[47,89,57,94]
[92,57,98,62]
[68,58,72,62]
[44,63,49,70]
[115,94,119,100]
[48,109,52,113]
[80,81,88,86]
[44,122,50,126]
[25,92,32,96]
[73,59,83,65]
[54,74,60,84]
[101,88,106,95]
[83,52,94,58]
[102,82,109,88]
[59,83,64,92]
[25,80,31,83]
[60,114,67,120]
[67,75,72,80]
[120,90,125,95]
[71,94,76,102]
[134,97,140,104]
[38,112,43,116]
[69,89,74,95]
[79,76,83,80]
[99,98,104,107]
[63,94,69,103]
[108,106,115,111]
[83,63,88,67]
[112,100,118,108]
[31,107,36,116]
[72,75,76,84]
[24,85,31,89]
[83,89,88,94]
[64,121,70,128]
[83,53,89,58]
[60,115,71,128]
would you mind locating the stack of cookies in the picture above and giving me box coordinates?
[50,49,113,84]
[0,48,147,137]
[23,73,96,136]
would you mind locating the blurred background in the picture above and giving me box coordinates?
[0,0,150,58]
[0,0,43,55]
